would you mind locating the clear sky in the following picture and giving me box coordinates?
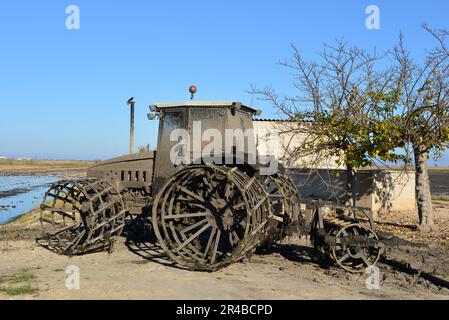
[0,0,448,164]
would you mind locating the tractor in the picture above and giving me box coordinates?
[38,100,386,272]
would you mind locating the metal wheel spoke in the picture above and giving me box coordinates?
[180,218,209,234]
[360,252,372,266]
[337,253,350,264]
[210,229,221,264]
[231,230,240,244]
[175,222,211,251]
[203,227,217,258]
[233,202,245,210]
[224,183,232,199]
[228,229,240,246]
[163,212,209,220]
[177,186,205,202]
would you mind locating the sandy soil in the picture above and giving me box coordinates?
[1,231,449,300]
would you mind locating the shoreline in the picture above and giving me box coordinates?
[4,207,40,225]
[0,169,87,177]
[0,159,94,176]
[0,170,87,226]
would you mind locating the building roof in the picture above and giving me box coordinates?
[150,101,260,114]
[253,118,296,122]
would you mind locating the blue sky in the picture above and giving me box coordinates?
[0,0,448,164]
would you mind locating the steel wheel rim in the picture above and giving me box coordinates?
[152,165,271,271]
[331,224,381,273]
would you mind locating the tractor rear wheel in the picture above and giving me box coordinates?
[152,164,271,271]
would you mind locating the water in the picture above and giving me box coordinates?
[0,175,60,224]
[429,172,449,196]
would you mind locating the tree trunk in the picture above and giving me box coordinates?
[413,145,434,232]
[345,165,357,207]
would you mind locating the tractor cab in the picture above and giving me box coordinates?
[148,101,262,189]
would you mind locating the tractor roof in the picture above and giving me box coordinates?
[150,101,260,115]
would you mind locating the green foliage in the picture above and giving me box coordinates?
[0,272,38,296]
[294,87,407,169]
[8,273,35,283]
[0,285,38,296]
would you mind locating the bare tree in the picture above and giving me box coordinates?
[251,41,396,205]
[391,25,449,231]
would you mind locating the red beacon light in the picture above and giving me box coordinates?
[189,85,197,100]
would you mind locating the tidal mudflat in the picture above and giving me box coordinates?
[0,175,60,224]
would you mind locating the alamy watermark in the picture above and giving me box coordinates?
[66,5,80,30]
[169,121,279,175]
[365,265,380,290]
[365,5,380,30]
[65,265,80,289]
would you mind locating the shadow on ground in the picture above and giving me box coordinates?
[255,242,333,270]
[375,220,416,231]
[123,218,183,269]
[123,218,334,272]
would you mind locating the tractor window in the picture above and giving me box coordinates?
[160,111,185,140]
[154,110,186,184]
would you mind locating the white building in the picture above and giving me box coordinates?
[253,119,416,217]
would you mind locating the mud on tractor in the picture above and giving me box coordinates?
[38,100,395,273]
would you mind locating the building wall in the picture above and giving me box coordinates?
[371,170,416,214]
[253,120,343,169]
[288,168,416,217]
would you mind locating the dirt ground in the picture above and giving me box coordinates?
[0,237,447,300]
[1,214,449,300]
[375,199,449,248]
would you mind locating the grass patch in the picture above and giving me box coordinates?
[0,285,38,296]
[9,273,35,283]
[428,167,449,173]
[432,194,449,201]
[53,268,64,272]
[0,272,39,296]
[0,273,35,284]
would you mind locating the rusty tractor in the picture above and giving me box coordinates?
[38,101,408,273]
